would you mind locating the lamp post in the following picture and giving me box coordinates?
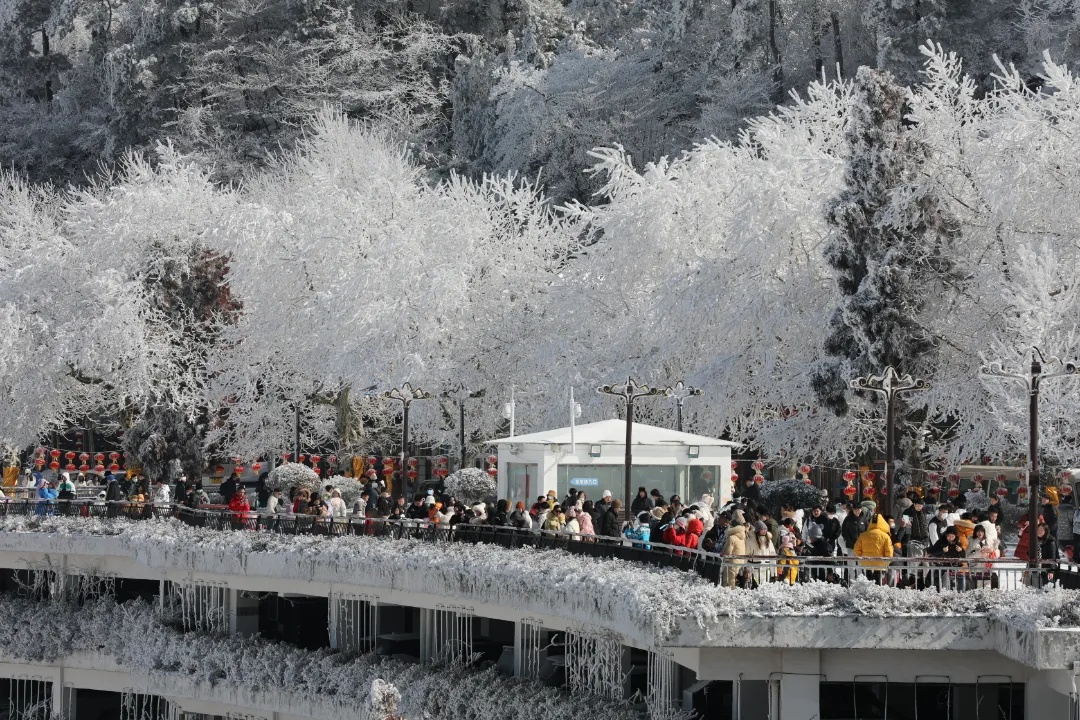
[381,383,432,499]
[849,367,929,510]
[981,351,1076,573]
[446,386,481,470]
[597,377,666,519]
[666,381,703,432]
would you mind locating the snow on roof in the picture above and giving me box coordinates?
[490,418,739,447]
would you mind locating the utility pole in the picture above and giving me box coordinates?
[597,377,666,519]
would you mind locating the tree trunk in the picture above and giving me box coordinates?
[831,11,845,79]
[768,0,783,98]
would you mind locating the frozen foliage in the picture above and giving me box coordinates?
[0,595,645,720]
[327,476,366,508]
[2,516,1080,644]
[759,480,826,516]
[265,463,319,493]
[366,679,401,720]
[445,468,496,505]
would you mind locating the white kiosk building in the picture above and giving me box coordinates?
[492,419,738,505]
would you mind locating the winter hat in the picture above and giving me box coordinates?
[860,500,877,513]
[807,523,824,542]
[546,490,557,498]
[650,507,666,520]
[781,537,795,550]
[515,501,525,510]
[897,498,913,511]
[731,509,746,526]
[602,489,612,499]
[755,521,768,535]
[675,516,689,529]
[566,508,577,519]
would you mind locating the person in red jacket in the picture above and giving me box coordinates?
[228,488,251,519]
[663,516,690,548]
[686,515,704,550]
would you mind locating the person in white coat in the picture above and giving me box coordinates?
[694,494,715,534]
[327,489,348,518]
[747,522,778,586]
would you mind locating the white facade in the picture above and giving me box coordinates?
[492,419,738,506]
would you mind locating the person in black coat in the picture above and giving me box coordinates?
[105,479,123,502]
[630,487,654,515]
[219,475,238,505]
[599,499,623,537]
[256,472,271,508]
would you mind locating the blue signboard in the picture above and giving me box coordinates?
[572,477,600,487]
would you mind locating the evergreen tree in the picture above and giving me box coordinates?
[812,66,961,415]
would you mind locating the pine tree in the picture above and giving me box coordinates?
[812,66,961,415]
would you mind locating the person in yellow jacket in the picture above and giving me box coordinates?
[953,517,976,552]
[854,514,894,584]
[777,536,800,585]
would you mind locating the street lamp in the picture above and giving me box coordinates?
[981,350,1077,572]
[849,367,929,509]
[380,382,432,499]
[665,381,703,432]
[597,377,666,519]
[445,386,481,470]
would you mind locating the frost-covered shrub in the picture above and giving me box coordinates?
[445,468,495,504]
[265,463,319,493]
[0,595,646,720]
[965,489,990,513]
[759,479,823,515]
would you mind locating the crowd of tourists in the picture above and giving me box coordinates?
[7,468,1074,589]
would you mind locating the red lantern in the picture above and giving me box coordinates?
[367,456,378,467]
[108,463,120,472]
[731,461,738,472]
[1062,485,1073,498]
[94,453,105,463]
[50,449,61,459]
[34,457,44,467]
[366,469,378,479]
[948,473,960,483]
[843,471,857,482]
[947,487,959,498]
[1018,485,1029,499]
[487,454,498,466]
[382,457,395,467]
[313,466,322,475]
[64,451,76,461]
[79,464,89,472]
[299,454,307,462]
[234,465,244,473]
[65,463,75,471]
[843,485,858,498]
[973,474,984,484]
[79,453,89,463]
[863,485,876,497]
[216,465,225,474]
[311,455,321,464]
[997,487,1009,497]
[328,455,338,464]
[799,464,811,476]
[1017,471,1027,482]
[406,469,419,481]
[109,451,120,461]
[752,460,765,471]
[281,453,291,461]
[753,474,764,485]
[252,462,262,473]
[487,467,498,477]
[803,477,813,485]
[35,447,45,456]
[996,473,1008,483]
[49,461,60,470]
[730,473,739,483]
[94,464,104,473]
[407,457,419,468]
[928,472,940,482]
[865,471,877,482]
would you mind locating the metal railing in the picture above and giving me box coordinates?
[1,499,1076,591]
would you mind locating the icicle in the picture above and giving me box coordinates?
[565,627,623,700]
